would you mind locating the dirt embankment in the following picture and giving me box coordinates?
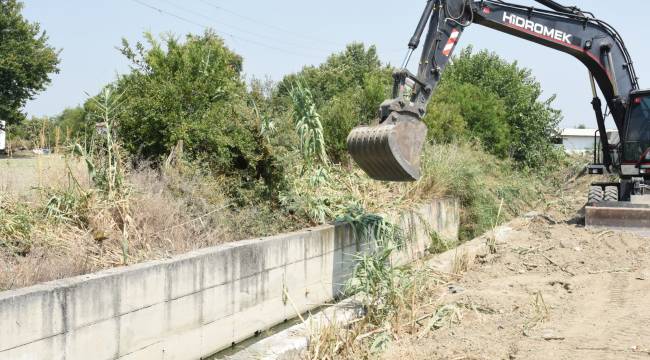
[383,181,650,359]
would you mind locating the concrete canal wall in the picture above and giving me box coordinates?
[0,199,459,360]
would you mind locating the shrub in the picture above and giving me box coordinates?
[90,31,284,201]
[411,141,543,239]
[424,83,510,157]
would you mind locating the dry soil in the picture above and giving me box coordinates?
[383,182,650,360]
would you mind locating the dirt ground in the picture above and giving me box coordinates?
[383,181,650,359]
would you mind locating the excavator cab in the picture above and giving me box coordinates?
[623,91,650,172]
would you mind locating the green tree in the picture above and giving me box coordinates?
[7,107,88,150]
[278,43,389,106]
[440,47,562,167]
[56,106,89,140]
[0,0,59,124]
[7,116,44,148]
[423,101,465,143]
[425,83,509,157]
[102,31,283,198]
[319,71,391,162]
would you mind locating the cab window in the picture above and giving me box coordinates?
[624,96,650,161]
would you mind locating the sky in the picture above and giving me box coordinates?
[21,0,649,129]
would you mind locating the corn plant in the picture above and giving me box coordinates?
[38,153,93,227]
[310,203,416,355]
[289,82,328,168]
[70,88,132,264]
[279,166,334,224]
[43,187,90,226]
[251,98,276,142]
[338,202,406,251]
[80,88,128,200]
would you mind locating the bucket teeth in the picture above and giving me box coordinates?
[347,119,428,182]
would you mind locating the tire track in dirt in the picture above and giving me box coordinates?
[594,273,650,360]
[526,265,650,359]
[607,272,630,306]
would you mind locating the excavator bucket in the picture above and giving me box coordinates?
[347,118,428,182]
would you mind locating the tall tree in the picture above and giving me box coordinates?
[0,0,59,124]
[99,31,284,199]
[440,47,562,168]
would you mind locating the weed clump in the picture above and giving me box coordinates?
[411,141,550,240]
[0,194,34,256]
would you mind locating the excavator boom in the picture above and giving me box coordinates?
[348,0,640,181]
[348,0,650,232]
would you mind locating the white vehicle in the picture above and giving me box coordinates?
[0,120,6,154]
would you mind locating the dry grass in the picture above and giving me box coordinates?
[451,249,470,275]
[0,148,416,291]
[0,142,581,291]
[0,160,296,291]
[301,151,590,359]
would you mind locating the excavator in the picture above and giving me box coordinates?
[347,0,650,230]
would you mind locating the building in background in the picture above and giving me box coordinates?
[556,128,619,154]
[558,128,598,153]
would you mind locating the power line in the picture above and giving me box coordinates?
[198,0,412,55]
[158,0,334,54]
[198,0,348,48]
[130,0,326,60]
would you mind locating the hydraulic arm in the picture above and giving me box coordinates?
[348,0,641,181]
